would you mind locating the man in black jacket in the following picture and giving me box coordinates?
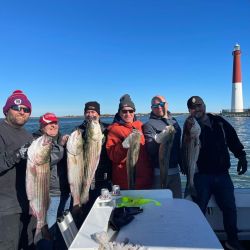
[186,96,247,250]
[74,101,112,225]
[0,90,34,250]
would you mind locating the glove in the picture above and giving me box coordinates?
[154,125,173,144]
[122,130,141,149]
[16,142,31,160]
[109,207,135,231]
[237,155,248,175]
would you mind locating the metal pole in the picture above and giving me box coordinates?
[57,216,74,248]
[63,210,78,239]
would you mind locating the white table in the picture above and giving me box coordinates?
[69,189,223,250]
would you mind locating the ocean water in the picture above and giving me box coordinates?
[24,114,250,188]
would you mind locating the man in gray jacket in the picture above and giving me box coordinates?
[143,95,182,198]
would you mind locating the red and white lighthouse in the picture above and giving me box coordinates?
[231,43,244,112]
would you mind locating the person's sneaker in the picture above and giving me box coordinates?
[225,240,245,250]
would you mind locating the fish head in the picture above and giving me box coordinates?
[86,120,103,141]
[190,118,201,137]
[67,129,83,155]
[28,134,52,165]
[131,129,142,141]
[184,116,201,138]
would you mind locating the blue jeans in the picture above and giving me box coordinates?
[47,195,71,229]
[36,194,71,250]
[194,173,238,241]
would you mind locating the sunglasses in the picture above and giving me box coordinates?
[121,109,134,114]
[11,105,31,113]
[151,102,165,108]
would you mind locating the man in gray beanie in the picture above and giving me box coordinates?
[106,94,153,190]
[118,94,136,112]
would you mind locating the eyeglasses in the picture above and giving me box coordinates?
[151,102,165,108]
[121,109,134,114]
[11,105,31,113]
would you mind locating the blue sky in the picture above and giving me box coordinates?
[0,0,250,117]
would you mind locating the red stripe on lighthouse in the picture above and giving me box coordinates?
[232,48,242,83]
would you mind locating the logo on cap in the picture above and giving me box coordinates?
[14,99,22,105]
[192,97,196,104]
[42,116,53,124]
[88,106,95,110]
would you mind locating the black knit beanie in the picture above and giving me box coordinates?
[84,101,100,115]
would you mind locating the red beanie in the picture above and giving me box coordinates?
[39,112,58,125]
[3,90,32,115]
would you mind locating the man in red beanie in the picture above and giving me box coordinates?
[0,90,35,249]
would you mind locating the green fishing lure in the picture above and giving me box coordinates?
[116,196,161,207]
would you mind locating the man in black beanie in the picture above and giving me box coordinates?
[84,101,100,116]
[72,101,112,227]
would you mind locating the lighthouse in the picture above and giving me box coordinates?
[231,43,244,112]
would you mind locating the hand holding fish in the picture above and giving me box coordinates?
[16,142,31,160]
[154,125,175,144]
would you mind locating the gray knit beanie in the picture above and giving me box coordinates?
[118,94,136,111]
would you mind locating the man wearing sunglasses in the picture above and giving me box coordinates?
[143,95,182,198]
[0,90,35,249]
[106,94,153,190]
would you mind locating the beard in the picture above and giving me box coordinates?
[7,113,29,127]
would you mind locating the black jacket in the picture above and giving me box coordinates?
[197,113,246,174]
[0,120,33,215]
[32,130,70,196]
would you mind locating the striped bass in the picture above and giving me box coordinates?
[67,129,84,206]
[26,134,52,237]
[182,116,201,198]
[81,120,103,204]
[159,125,176,188]
[126,130,141,189]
